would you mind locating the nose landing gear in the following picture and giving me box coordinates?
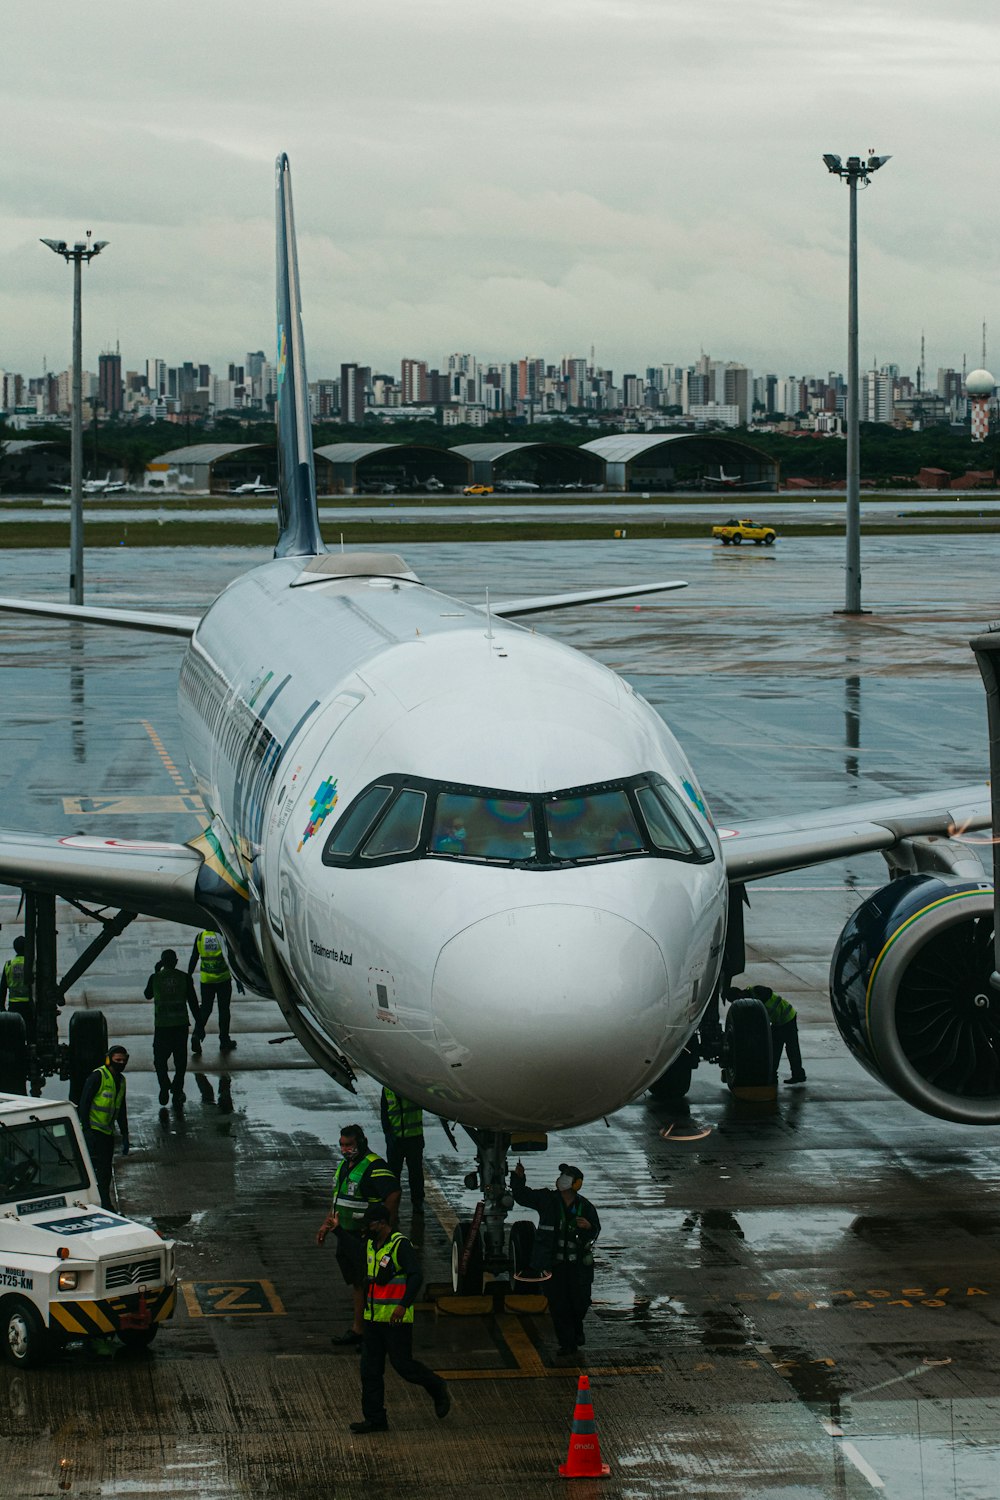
[448,1129,543,1296]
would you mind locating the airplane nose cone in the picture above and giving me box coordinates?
[432,904,670,1128]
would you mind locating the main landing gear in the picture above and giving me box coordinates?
[450,1130,542,1296]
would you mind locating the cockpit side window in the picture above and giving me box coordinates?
[544,789,643,861]
[431,793,535,861]
[324,784,393,861]
[361,789,427,859]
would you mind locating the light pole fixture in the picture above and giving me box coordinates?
[41,232,109,604]
[822,153,890,615]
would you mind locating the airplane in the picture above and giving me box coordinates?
[232,474,279,496]
[413,476,444,492]
[701,466,769,492]
[52,472,129,496]
[0,155,996,1294]
[495,478,540,493]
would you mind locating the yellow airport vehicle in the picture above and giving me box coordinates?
[462,484,494,496]
[711,517,777,546]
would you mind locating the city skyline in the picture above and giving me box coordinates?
[2,2,999,379]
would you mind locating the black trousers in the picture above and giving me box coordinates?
[385,1135,425,1207]
[83,1128,115,1210]
[360,1321,445,1421]
[771,1019,804,1077]
[7,1000,35,1044]
[547,1263,594,1351]
[194,980,232,1044]
[153,1026,189,1096]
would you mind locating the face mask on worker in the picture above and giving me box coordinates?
[556,1173,575,1192]
[108,1053,128,1072]
[341,1140,360,1159]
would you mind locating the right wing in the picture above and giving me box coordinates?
[0,830,209,926]
[491,580,688,618]
[0,597,196,637]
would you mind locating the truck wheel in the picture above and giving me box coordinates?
[68,1010,108,1105]
[731,533,742,544]
[509,1220,536,1281]
[722,997,773,1090]
[118,1325,158,1351]
[2,1297,49,1368]
[765,533,776,545]
[450,1222,485,1295]
[0,1012,28,1094]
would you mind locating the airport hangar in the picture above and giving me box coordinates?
[449,441,606,490]
[149,444,279,493]
[581,433,780,491]
[313,443,471,494]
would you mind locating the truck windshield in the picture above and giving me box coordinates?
[0,1116,90,1205]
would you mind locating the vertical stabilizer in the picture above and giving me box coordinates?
[274,154,325,558]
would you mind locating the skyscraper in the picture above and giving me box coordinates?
[98,350,123,413]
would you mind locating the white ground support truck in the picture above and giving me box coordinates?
[0,1092,177,1366]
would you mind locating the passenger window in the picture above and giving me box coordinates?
[362,790,427,859]
[544,789,643,861]
[324,785,393,861]
[636,783,713,859]
[431,793,535,861]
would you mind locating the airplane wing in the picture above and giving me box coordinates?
[0,597,196,637]
[0,830,208,926]
[721,784,992,882]
[491,580,688,618]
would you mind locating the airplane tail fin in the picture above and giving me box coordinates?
[274,153,325,558]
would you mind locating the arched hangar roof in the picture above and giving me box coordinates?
[151,443,264,465]
[581,434,769,464]
[449,442,540,463]
[5,439,60,455]
[314,443,401,465]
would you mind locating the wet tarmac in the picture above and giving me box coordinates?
[1,534,999,1497]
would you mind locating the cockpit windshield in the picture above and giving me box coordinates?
[324,772,714,870]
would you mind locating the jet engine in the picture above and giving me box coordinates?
[830,873,1000,1125]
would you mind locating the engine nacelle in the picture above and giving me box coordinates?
[830,873,1000,1125]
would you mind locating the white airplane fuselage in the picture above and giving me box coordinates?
[178,558,728,1131]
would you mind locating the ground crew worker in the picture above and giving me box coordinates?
[187,929,238,1054]
[380,1087,425,1210]
[316,1123,401,1347]
[347,1202,450,1434]
[747,984,807,1085]
[0,936,34,1041]
[511,1161,601,1356]
[143,949,199,1107]
[77,1044,130,1209]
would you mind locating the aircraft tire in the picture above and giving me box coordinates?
[722,997,773,1090]
[0,1012,28,1095]
[67,1010,109,1105]
[451,1222,485,1295]
[648,1049,694,1103]
[509,1220,536,1281]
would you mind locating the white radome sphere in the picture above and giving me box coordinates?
[965,368,996,397]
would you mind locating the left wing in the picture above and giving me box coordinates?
[491,579,688,618]
[0,831,208,925]
[721,784,992,883]
[0,597,196,637]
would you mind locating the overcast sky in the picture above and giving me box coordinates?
[2,0,998,384]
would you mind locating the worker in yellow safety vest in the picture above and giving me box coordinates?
[380,1087,425,1210]
[188,930,238,1054]
[0,936,34,1041]
[77,1045,131,1208]
[347,1203,450,1435]
[747,984,807,1087]
[316,1123,400,1348]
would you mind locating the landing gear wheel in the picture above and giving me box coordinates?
[509,1220,537,1282]
[722,996,773,1090]
[451,1222,485,1295]
[648,1049,694,1103]
[67,1010,108,1105]
[0,1012,28,1095]
[118,1325,158,1351]
[2,1298,49,1368]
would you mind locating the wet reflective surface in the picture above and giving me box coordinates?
[1,536,999,1496]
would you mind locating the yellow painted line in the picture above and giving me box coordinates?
[436,1313,662,1381]
[180,1279,286,1317]
[142,719,193,794]
[62,794,205,815]
[422,1176,458,1237]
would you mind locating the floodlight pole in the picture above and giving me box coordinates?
[823,153,890,614]
[41,233,109,604]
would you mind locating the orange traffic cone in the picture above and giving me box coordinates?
[559,1374,610,1478]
